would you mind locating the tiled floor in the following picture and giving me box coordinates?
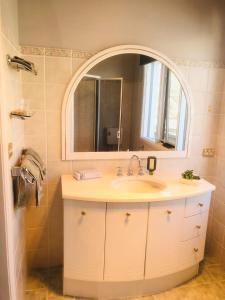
[25,256,225,300]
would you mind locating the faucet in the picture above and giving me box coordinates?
[127,155,144,176]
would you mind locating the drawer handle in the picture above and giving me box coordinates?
[198,203,204,207]
[81,211,86,216]
[167,210,172,215]
[194,248,199,252]
[196,225,201,229]
[126,212,131,217]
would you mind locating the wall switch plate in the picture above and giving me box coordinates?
[8,143,13,159]
[202,148,215,157]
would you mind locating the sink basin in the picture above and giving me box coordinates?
[112,177,166,193]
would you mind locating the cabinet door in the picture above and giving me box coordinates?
[145,199,185,279]
[104,203,148,281]
[64,200,106,281]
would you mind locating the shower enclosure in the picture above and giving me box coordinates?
[74,75,123,152]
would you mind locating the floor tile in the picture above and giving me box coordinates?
[25,256,225,300]
[207,264,225,281]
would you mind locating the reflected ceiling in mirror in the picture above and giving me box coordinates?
[73,53,188,153]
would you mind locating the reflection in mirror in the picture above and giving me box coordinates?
[73,54,188,152]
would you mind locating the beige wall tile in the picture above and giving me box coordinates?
[24,111,46,136]
[47,161,72,185]
[72,57,87,72]
[46,83,66,111]
[22,83,45,110]
[45,56,72,84]
[26,206,48,228]
[26,227,48,251]
[27,248,49,269]
[47,134,61,162]
[46,111,61,136]
[211,219,225,244]
[207,69,225,93]
[47,183,62,208]
[189,67,209,92]
[214,200,225,226]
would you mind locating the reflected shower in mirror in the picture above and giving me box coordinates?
[73,54,188,152]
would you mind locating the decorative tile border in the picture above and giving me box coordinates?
[21,46,45,56]
[45,47,72,57]
[21,45,93,58]
[72,50,95,59]
[21,45,225,68]
[172,57,225,69]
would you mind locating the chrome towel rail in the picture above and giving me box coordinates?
[6,55,37,75]
[11,166,36,184]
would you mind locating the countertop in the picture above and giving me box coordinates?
[61,174,215,203]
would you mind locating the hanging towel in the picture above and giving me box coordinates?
[13,171,28,208]
[20,149,46,206]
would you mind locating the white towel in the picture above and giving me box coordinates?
[73,169,102,181]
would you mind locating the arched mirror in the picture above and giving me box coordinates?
[62,45,191,160]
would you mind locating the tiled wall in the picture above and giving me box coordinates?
[21,46,225,270]
[206,77,225,265]
[0,0,25,299]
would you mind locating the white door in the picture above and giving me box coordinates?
[104,202,148,281]
[64,200,106,281]
[145,199,185,279]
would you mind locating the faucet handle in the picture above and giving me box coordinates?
[116,167,123,177]
[127,167,133,176]
[138,165,145,176]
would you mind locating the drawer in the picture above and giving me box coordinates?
[181,211,209,241]
[185,193,211,217]
[179,236,205,270]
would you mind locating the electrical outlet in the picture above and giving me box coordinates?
[202,148,215,157]
[8,143,13,159]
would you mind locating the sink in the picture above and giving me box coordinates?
[112,177,166,193]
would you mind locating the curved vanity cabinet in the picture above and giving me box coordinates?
[64,200,106,281]
[62,175,214,299]
[104,203,148,281]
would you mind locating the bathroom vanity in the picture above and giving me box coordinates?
[62,174,215,299]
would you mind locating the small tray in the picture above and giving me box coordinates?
[180,178,201,186]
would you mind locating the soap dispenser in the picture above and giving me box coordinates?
[147,156,157,175]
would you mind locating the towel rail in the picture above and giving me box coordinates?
[6,55,37,75]
[11,166,36,184]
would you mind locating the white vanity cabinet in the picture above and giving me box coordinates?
[145,194,210,279]
[64,200,106,281]
[145,199,185,279]
[62,173,215,299]
[104,203,148,281]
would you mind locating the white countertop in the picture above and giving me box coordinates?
[61,174,215,203]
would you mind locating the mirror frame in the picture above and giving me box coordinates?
[62,45,192,160]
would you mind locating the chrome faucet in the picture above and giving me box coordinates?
[127,155,144,176]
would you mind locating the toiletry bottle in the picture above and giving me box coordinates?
[147,156,157,175]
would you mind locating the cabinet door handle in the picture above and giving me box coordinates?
[198,203,204,207]
[81,211,86,216]
[196,225,201,229]
[126,212,131,217]
[167,210,172,215]
[193,248,199,252]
